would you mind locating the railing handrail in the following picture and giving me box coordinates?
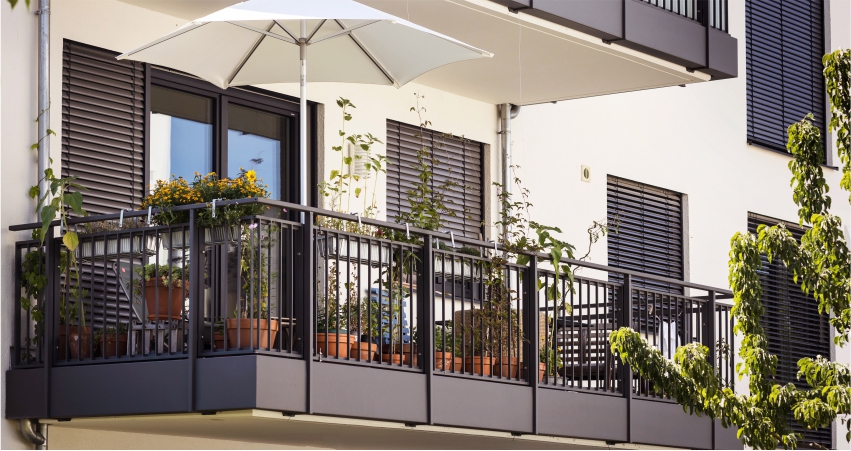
[8,196,732,296]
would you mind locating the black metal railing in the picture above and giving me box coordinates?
[9,198,734,401]
[641,0,728,32]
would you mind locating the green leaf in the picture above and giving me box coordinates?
[66,191,84,215]
[62,231,79,251]
[29,185,39,199]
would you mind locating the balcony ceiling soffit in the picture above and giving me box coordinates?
[116,0,709,105]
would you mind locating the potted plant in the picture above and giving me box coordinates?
[194,170,269,245]
[134,264,188,321]
[225,225,279,349]
[140,176,200,249]
[76,218,156,259]
[435,322,462,371]
[539,344,564,383]
[95,324,128,357]
[316,261,356,357]
[212,321,225,351]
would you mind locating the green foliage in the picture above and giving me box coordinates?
[610,50,851,450]
[824,50,850,201]
[7,0,31,9]
[133,263,188,289]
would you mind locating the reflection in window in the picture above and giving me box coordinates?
[150,85,213,185]
[227,104,287,200]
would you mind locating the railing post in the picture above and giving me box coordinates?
[187,209,200,412]
[43,227,56,418]
[703,290,717,449]
[620,273,633,443]
[421,235,434,425]
[302,211,314,414]
[526,254,539,434]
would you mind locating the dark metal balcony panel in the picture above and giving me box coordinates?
[50,360,189,418]
[631,399,712,448]
[716,419,744,449]
[5,369,48,419]
[537,389,627,442]
[310,363,427,424]
[623,0,706,67]
[707,28,737,78]
[431,376,533,434]
[195,356,307,413]
[524,1,623,40]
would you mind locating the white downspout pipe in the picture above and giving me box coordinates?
[19,419,47,450]
[37,0,50,216]
[500,103,520,238]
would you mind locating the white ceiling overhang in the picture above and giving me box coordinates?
[117,0,710,105]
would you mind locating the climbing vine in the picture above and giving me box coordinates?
[610,49,851,450]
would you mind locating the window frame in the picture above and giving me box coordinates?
[149,68,313,206]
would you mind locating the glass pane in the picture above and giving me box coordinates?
[227,104,288,200]
[150,85,213,184]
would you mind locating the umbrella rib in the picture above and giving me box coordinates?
[273,20,299,42]
[308,20,381,45]
[226,21,296,45]
[118,23,208,59]
[227,23,275,87]
[332,19,397,87]
[306,19,327,42]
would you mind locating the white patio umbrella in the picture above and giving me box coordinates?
[117,0,492,209]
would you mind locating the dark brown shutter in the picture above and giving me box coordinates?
[607,176,683,293]
[386,120,483,238]
[746,1,825,155]
[748,213,832,448]
[62,40,146,215]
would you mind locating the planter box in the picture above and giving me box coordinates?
[160,229,190,250]
[77,234,157,259]
[434,257,482,280]
[318,236,392,266]
[203,225,240,245]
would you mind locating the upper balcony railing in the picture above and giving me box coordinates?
[641,0,728,32]
[10,198,735,427]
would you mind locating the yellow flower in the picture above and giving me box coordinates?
[245,170,257,184]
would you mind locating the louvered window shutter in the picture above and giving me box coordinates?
[607,176,683,293]
[748,214,832,448]
[746,1,825,155]
[62,41,146,216]
[386,120,484,238]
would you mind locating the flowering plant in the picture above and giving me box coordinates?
[194,170,269,228]
[140,176,201,225]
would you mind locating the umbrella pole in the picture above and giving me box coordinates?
[299,20,308,219]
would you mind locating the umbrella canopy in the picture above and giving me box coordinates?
[118,0,492,209]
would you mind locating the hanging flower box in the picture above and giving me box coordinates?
[317,235,392,266]
[203,224,241,245]
[160,228,190,250]
[434,256,482,280]
[77,234,157,260]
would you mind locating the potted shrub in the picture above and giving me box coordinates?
[134,264,188,321]
[316,262,355,357]
[95,324,128,357]
[539,345,564,383]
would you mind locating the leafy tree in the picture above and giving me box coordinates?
[609,49,851,450]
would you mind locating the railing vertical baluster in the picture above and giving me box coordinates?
[422,235,434,424]
[303,212,314,414]
[526,253,539,434]
[620,273,633,443]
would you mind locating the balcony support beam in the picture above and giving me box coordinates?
[422,235,435,425]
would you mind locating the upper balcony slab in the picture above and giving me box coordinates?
[116,0,721,105]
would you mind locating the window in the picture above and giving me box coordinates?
[150,73,294,201]
[386,120,484,238]
[746,1,825,154]
[748,213,832,448]
[62,41,302,214]
[607,176,683,293]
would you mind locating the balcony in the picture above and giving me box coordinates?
[7,199,741,449]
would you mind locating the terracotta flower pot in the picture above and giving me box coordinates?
[68,332,92,360]
[435,351,454,371]
[539,363,547,382]
[58,324,92,360]
[464,356,495,376]
[350,342,379,361]
[316,331,353,357]
[213,332,225,351]
[101,334,128,357]
[495,356,520,378]
[394,343,418,366]
[380,353,403,365]
[145,279,187,321]
[226,318,279,349]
